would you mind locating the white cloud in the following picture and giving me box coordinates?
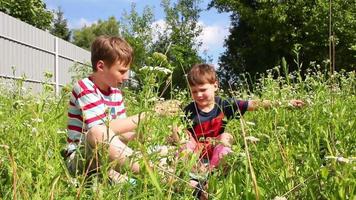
[69,18,97,29]
[151,19,169,42]
[197,21,229,52]
[150,20,229,51]
[149,19,230,67]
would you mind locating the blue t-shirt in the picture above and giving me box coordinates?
[184,96,248,141]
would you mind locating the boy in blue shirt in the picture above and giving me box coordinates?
[182,63,304,199]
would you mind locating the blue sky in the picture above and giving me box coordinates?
[44,0,231,67]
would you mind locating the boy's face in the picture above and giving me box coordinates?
[99,60,130,88]
[190,82,218,109]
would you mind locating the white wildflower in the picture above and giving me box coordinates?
[23,121,32,128]
[69,178,79,187]
[245,121,256,126]
[273,196,287,200]
[0,144,9,149]
[140,65,152,71]
[32,118,43,123]
[47,150,53,157]
[336,157,350,163]
[147,97,159,102]
[245,136,260,142]
[140,65,172,74]
[57,129,66,134]
[31,127,38,134]
[325,156,354,164]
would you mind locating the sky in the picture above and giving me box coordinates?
[44,0,231,67]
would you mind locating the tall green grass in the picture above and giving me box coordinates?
[0,68,355,199]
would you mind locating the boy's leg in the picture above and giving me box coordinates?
[66,141,96,176]
[86,125,140,173]
[118,131,136,144]
[209,133,233,170]
[66,150,85,176]
[178,137,197,157]
[217,132,233,147]
[209,144,232,169]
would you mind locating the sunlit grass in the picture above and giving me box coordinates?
[0,69,355,199]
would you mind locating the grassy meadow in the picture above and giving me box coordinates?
[0,68,355,199]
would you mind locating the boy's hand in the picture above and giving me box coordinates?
[288,99,305,108]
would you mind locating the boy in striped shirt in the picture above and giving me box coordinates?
[66,36,143,182]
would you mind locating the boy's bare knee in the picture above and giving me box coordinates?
[87,125,108,147]
[222,132,233,139]
[220,132,234,146]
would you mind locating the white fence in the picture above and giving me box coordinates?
[0,11,91,94]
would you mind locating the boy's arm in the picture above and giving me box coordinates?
[247,99,305,111]
[109,99,180,135]
[109,112,146,134]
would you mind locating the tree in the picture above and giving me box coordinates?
[154,0,204,89]
[72,16,120,50]
[209,0,356,85]
[120,3,155,72]
[0,0,53,30]
[50,7,71,41]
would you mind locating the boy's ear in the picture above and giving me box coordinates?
[96,60,105,71]
[214,81,219,90]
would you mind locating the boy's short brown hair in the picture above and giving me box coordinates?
[91,36,133,71]
[187,63,217,86]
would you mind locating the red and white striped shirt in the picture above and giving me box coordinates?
[67,77,126,148]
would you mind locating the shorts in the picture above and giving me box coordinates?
[66,140,98,176]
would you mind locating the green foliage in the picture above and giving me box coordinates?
[120,3,155,73]
[68,1,204,94]
[210,0,356,85]
[0,0,53,30]
[137,52,174,99]
[50,7,71,41]
[72,16,120,50]
[0,64,355,199]
[68,62,92,84]
[154,0,204,90]
[119,0,204,93]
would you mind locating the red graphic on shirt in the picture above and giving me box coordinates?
[191,112,225,159]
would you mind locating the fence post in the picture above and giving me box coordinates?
[55,37,59,95]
